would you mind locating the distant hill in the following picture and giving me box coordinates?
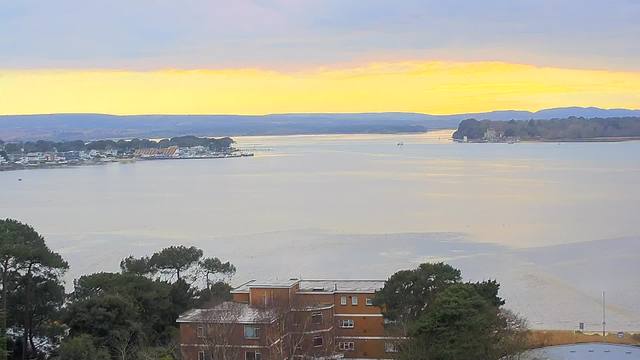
[1,107,639,141]
[453,116,640,141]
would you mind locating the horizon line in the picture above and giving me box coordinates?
[2,106,640,118]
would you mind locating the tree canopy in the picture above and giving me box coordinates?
[149,246,203,282]
[375,263,528,360]
[373,262,461,322]
[452,116,640,140]
[0,219,68,360]
[0,136,235,154]
[0,219,236,360]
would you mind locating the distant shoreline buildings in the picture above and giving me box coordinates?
[0,137,253,172]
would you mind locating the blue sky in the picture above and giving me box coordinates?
[1,0,639,71]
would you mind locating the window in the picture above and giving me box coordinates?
[293,314,301,327]
[385,342,399,353]
[339,342,355,351]
[198,350,205,360]
[312,311,323,325]
[340,296,347,305]
[351,296,358,305]
[339,319,354,328]
[244,326,261,339]
[197,324,204,337]
[246,351,261,360]
[366,297,373,306]
[313,335,323,347]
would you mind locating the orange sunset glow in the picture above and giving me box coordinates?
[2,62,639,115]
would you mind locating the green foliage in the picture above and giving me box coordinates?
[378,263,528,360]
[64,294,142,350]
[149,246,203,282]
[453,116,640,140]
[197,282,234,306]
[120,256,153,276]
[0,219,68,360]
[406,284,498,360]
[198,257,236,287]
[55,139,86,152]
[0,136,235,154]
[58,334,110,360]
[373,262,461,321]
[86,140,118,151]
[2,143,22,154]
[71,272,176,345]
[1,220,235,359]
[7,273,66,355]
[169,279,198,318]
[472,279,505,308]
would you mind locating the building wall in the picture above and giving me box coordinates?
[182,287,393,360]
[295,293,334,304]
[333,293,379,315]
[250,288,291,308]
[180,321,285,360]
[290,307,334,333]
[180,322,278,347]
[233,293,249,303]
[335,314,385,337]
[337,338,392,359]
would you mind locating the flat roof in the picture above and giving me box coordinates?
[232,278,385,294]
[231,279,300,293]
[177,302,278,324]
[299,279,385,294]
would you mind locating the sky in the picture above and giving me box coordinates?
[1,0,639,115]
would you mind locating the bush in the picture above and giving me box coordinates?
[58,335,110,360]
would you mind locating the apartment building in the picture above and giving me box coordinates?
[178,279,398,360]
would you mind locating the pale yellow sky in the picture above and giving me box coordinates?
[2,61,639,115]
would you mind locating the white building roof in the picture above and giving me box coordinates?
[231,279,385,294]
[177,302,278,324]
[298,279,385,294]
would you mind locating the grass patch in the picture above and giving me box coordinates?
[528,330,640,348]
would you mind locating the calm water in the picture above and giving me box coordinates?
[1,131,639,330]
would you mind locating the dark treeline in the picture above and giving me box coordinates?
[1,136,235,154]
[373,263,529,360]
[453,116,640,140]
[0,219,235,360]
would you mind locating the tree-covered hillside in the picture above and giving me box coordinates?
[452,117,640,140]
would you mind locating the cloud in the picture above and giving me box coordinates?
[0,0,639,71]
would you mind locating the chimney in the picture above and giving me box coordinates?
[334,283,337,291]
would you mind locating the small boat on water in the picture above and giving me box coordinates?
[397,142,404,146]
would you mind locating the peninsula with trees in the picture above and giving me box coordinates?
[0,136,252,172]
[453,116,640,142]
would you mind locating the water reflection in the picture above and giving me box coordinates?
[1,131,639,329]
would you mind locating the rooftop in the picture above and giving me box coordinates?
[177,302,278,324]
[231,279,385,294]
[298,279,385,294]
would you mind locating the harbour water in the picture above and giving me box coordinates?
[1,130,639,330]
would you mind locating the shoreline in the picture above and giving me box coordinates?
[522,136,640,143]
[463,136,640,144]
[0,153,254,173]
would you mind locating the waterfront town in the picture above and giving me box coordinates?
[0,136,253,171]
